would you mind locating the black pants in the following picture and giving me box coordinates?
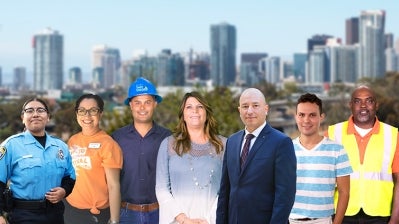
[8,201,64,224]
[342,209,390,224]
[63,199,110,224]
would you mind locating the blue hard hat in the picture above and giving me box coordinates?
[124,77,163,105]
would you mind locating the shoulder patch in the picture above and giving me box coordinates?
[0,146,6,160]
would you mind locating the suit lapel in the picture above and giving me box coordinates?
[240,124,270,172]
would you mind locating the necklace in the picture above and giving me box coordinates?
[188,142,216,189]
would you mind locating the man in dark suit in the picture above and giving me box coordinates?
[216,88,297,224]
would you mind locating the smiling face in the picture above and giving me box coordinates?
[295,102,324,138]
[76,98,102,132]
[129,94,157,124]
[350,86,378,129]
[183,96,207,130]
[21,100,50,136]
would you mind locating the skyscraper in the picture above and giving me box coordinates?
[92,45,121,88]
[307,34,333,53]
[240,53,268,86]
[293,53,307,82]
[358,10,386,78]
[69,67,82,85]
[33,28,63,91]
[385,33,394,49]
[346,17,359,45]
[210,23,236,86]
[13,67,27,91]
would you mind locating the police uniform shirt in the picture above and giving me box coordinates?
[0,131,76,200]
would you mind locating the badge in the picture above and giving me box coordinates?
[88,143,101,149]
[57,149,64,160]
[0,146,6,160]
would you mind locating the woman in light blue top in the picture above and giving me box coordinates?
[156,92,226,224]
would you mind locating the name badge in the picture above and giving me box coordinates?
[88,143,101,149]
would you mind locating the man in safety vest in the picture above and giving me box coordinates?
[326,85,399,223]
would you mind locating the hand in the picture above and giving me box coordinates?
[45,187,66,204]
[185,218,208,224]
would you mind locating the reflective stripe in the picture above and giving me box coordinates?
[333,123,343,142]
[382,123,392,174]
[351,171,392,181]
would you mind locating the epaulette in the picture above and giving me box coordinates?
[1,132,25,145]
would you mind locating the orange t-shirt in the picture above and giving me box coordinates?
[66,130,123,213]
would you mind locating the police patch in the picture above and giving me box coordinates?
[0,146,6,160]
[57,149,64,160]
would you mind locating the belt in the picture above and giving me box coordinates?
[293,218,318,221]
[121,202,159,212]
[13,199,49,210]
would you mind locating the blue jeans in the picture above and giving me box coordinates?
[119,208,159,224]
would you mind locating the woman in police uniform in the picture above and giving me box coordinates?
[0,98,76,224]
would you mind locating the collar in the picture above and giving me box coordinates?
[347,115,380,135]
[245,121,267,138]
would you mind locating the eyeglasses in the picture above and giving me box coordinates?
[23,107,48,115]
[76,107,101,116]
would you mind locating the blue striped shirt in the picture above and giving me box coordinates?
[290,137,352,218]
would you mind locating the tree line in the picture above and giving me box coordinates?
[1,71,398,142]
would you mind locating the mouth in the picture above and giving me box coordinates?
[81,120,93,124]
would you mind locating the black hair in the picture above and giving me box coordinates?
[21,98,50,115]
[74,93,104,112]
[296,93,323,114]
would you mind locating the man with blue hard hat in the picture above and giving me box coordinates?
[112,77,171,224]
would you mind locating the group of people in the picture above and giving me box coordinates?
[0,76,398,224]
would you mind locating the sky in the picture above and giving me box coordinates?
[0,0,398,83]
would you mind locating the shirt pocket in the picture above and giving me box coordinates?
[18,157,42,178]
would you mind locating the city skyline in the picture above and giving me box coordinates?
[1,1,398,83]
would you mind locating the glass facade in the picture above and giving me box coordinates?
[210,23,236,86]
[33,28,63,91]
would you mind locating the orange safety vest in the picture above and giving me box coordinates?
[328,121,397,216]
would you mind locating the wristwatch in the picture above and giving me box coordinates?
[107,220,119,224]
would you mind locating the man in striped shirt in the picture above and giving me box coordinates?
[289,93,352,224]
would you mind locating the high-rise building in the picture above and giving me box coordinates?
[33,28,63,91]
[385,33,394,49]
[346,17,359,45]
[0,67,2,87]
[358,10,386,79]
[69,67,82,85]
[210,22,236,86]
[386,48,398,72]
[307,34,333,53]
[240,53,268,86]
[260,57,281,84]
[13,67,27,91]
[92,45,121,88]
[293,53,308,82]
[156,49,185,86]
[307,46,328,84]
[329,45,358,83]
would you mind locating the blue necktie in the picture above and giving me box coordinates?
[241,134,255,169]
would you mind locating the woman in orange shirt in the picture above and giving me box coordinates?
[64,93,123,224]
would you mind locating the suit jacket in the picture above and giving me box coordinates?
[216,123,296,224]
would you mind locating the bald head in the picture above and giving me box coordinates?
[239,88,267,105]
[238,88,269,132]
[351,85,376,99]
